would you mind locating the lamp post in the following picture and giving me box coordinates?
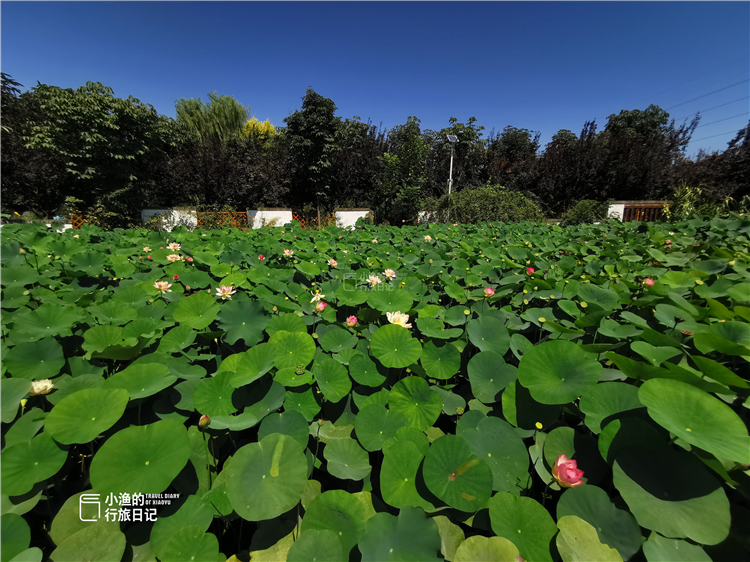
[447,134,458,196]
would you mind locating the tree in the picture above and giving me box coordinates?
[283,88,342,218]
[22,81,179,221]
[175,92,250,145]
[485,125,540,191]
[332,117,388,207]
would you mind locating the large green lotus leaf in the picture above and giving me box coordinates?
[642,532,712,562]
[454,536,520,562]
[370,324,422,368]
[517,340,603,404]
[311,420,354,444]
[217,298,269,346]
[354,404,409,452]
[3,338,65,380]
[556,516,623,562]
[312,356,352,403]
[270,330,316,370]
[49,523,126,562]
[1,486,43,518]
[258,410,310,450]
[226,433,307,521]
[468,351,518,403]
[1,285,30,310]
[598,417,667,464]
[433,515,465,562]
[210,380,286,430]
[630,341,681,367]
[69,252,109,275]
[488,492,557,562]
[1,432,67,496]
[12,304,86,341]
[324,438,372,481]
[3,410,46,450]
[193,370,238,417]
[88,300,138,325]
[90,419,191,495]
[458,417,529,493]
[150,495,215,561]
[358,507,442,562]
[694,321,750,356]
[301,490,366,557]
[466,316,510,356]
[335,283,369,306]
[367,288,414,313]
[157,324,197,354]
[557,484,643,561]
[284,386,322,422]
[320,327,359,353]
[160,526,220,562]
[287,529,344,562]
[104,362,177,400]
[638,378,750,464]
[81,325,139,359]
[274,366,313,387]
[579,382,643,433]
[296,261,321,277]
[1,378,31,424]
[1,513,30,562]
[45,388,129,445]
[172,291,221,330]
[218,344,275,387]
[1,265,41,287]
[432,385,466,416]
[542,426,608,485]
[48,491,120,547]
[388,377,442,432]
[420,340,461,380]
[380,439,435,510]
[349,354,387,387]
[613,445,730,545]
[577,283,620,312]
[690,355,750,389]
[423,434,493,512]
[502,380,560,431]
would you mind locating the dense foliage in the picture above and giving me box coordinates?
[2,217,749,561]
[2,73,749,226]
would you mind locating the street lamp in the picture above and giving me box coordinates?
[447,134,458,196]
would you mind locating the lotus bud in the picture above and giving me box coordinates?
[316,301,327,313]
[526,267,535,275]
[198,414,211,430]
[643,278,655,287]
[29,379,54,396]
[484,287,495,298]
[20,398,28,409]
[346,315,358,328]
[552,454,584,488]
[317,419,324,427]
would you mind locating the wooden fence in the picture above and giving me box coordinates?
[196,212,248,229]
[291,211,338,229]
[71,213,85,229]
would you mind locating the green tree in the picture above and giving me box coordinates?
[175,92,250,145]
[283,88,342,218]
[424,117,487,198]
[22,81,179,221]
[333,117,388,207]
[485,125,540,190]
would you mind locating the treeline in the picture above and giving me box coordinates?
[2,74,748,228]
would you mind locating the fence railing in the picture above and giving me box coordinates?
[622,204,668,222]
[196,212,248,229]
[71,213,85,230]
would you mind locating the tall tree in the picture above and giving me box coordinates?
[485,125,540,191]
[283,88,342,217]
[175,92,250,145]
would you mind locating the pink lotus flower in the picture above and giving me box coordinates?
[328,258,338,267]
[368,275,382,287]
[384,269,396,280]
[143,246,151,252]
[167,242,181,251]
[147,254,152,259]
[173,274,179,281]
[186,256,194,263]
[484,287,495,298]
[259,254,265,261]
[166,254,183,262]
[284,249,294,257]
[552,454,584,488]
[643,278,655,287]
[216,285,236,300]
[346,315,358,327]
[526,267,535,275]
[316,301,327,313]
[154,280,172,294]
[666,239,671,244]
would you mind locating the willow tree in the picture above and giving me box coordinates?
[175,92,250,145]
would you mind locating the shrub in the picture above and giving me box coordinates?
[428,185,546,224]
[560,199,610,227]
[664,182,750,221]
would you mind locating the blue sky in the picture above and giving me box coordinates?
[2,2,748,156]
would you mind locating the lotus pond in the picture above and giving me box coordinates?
[1,217,749,562]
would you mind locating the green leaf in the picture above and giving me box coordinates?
[226,433,308,521]
[367,288,414,313]
[420,340,461,380]
[466,316,510,356]
[3,338,65,380]
[217,298,270,346]
[433,515,465,562]
[423,434,493,512]
[1,513,30,562]
[518,340,603,404]
[1,432,67,496]
[380,438,434,510]
[370,324,422,368]
[104,362,177,400]
[258,410,310,450]
[49,523,126,562]
[301,490,366,557]
[354,404,409,452]
[556,516,623,562]
[312,356,352,403]
[150,495,215,561]
[468,351,518,403]
[638,378,750,464]
[324,438,372,481]
[454,536,520,562]
[488,492,558,562]
[270,330,316,370]
[579,382,643,433]
[218,344,276,387]
[348,354,387,387]
[631,341,681,367]
[210,381,286,430]
[358,507,443,562]
[613,445,730,545]
[557,484,643,561]
[12,304,85,341]
[193,371,238,417]
[542,426,608,485]
[1,379,31,423]
[172,291,221,330]
[287,530,344,562]
[90,419,191,495]
[694,321,750,356]
[336,283,369,306]
[642,532,712,562]
[388,376,442,432]
[45,388,129,445]
[320,327,359,353]
[577,283,620,312]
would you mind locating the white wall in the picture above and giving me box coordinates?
[336,210,370,227]
[247,209,293,228]
[607,204,625,220]
[141,209,198,232]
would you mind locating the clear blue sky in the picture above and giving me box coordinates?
[2,2,748,156]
